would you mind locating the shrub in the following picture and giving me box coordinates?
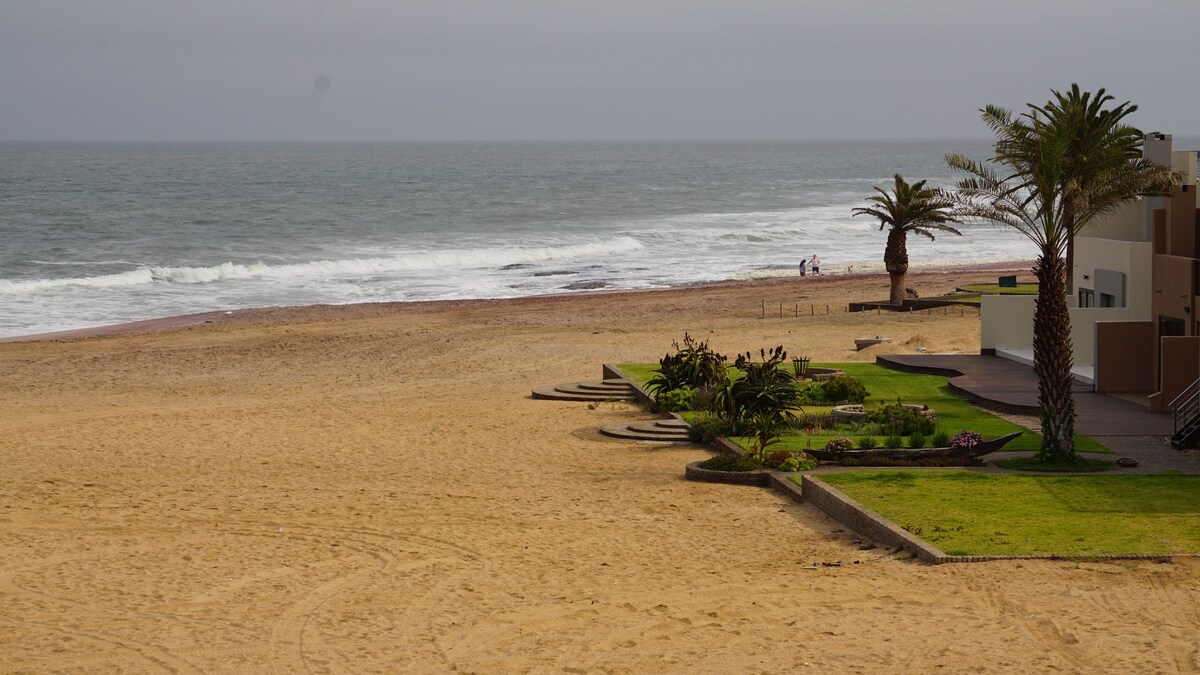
[824,436,854,457]
[655,386,697,412]
[865,402,935,437]
[908,432,926,449]
[821,374,869,404]
[780,453,819,471]
[884,434,904,449]
[711,346,800,430]
[790,413,836,433]
[931,430,951,447]
[765,450,793,468]
[794,383,827,405]
[949,430,985,452]
[687,413,728,444]
[744,412,786,469]
[698,454,759,472]
[857,436,877,450]
[647,333,728,397]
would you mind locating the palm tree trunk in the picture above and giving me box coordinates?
[1031,251,1077,463]
[884,229,908,306]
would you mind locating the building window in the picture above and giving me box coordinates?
[1078,288,1094,308]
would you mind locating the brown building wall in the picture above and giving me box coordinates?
[1152,254,1196,333]
[1095,321,1156,392]
[1166,185,1197,258]
[1158,337,1200,411]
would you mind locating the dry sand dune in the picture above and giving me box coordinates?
[2,269,1199,673]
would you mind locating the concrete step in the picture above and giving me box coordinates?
[654,419,689,429]
[626,420,690,436]
[553,383,634,398]
[576,380,635,392]
[599,421,691,442]
[532,384,635,402]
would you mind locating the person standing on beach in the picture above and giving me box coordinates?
[798,258,808,277]
[810,255,821,275]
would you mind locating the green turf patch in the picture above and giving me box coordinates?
[995,457,1115,472]
[812,471,1200,556]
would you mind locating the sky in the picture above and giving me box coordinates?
[2,0,1199,142]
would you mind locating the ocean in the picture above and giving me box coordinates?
[0,139,1036,338]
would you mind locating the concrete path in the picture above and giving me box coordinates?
[878,354,1174,436]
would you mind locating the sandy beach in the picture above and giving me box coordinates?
[3,266,1199,673]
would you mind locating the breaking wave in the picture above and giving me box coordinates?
[0,237,644,294]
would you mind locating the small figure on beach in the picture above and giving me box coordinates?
[798,258,808,277]
[810,255,821,275]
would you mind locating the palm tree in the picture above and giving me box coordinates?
[852,174,961,305]
[946,91,1175,464]
[1035,85,1145,294]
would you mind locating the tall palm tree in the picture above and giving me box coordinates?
[852,174,961,305]
[946,92,1175,464]
[1035,85,1145,294]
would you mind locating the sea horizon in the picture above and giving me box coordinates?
[5,137,1189,338]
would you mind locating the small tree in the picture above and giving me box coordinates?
[852,174,962,305]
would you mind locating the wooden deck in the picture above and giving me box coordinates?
[877,354,1173,436]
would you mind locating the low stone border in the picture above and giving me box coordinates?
[684,460,769,486]
[602,363,656,407]
[797,475,946,563]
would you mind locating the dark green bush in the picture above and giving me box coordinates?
[655,386,697,412]
[648,333,727,397]
[931,430,951,447]
[908,432,926,449]
[857,436,877,450]
[884,434,905,449]
[821,374,869,404]
[780,454,820,471]
[687,413,729,444]
[711,346,799,431]
[866,402,936,437]
[698,454,759,472]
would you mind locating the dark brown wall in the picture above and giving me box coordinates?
[1158,337,1200,410]
[1152,254,1196,334]
[1095,321,1156,392]
[1166,186,1197,258]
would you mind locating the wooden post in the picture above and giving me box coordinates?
[761,300,765,319]
[779,302,783,319]
[794,304,798,318]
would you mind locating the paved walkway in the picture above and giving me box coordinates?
[878,354,1174,436]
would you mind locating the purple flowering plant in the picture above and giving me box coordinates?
[948,430,984,451]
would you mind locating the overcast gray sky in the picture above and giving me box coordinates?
[3,0,1198,141]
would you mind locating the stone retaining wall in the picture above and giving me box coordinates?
[602,363,655,407]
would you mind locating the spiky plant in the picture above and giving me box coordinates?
[945,89,1175,464]
[852,175,962,305]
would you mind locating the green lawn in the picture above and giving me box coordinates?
[810,471,1200,556]
[616,362,1108,454]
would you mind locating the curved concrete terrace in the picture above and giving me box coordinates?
[876,353,1174,437]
